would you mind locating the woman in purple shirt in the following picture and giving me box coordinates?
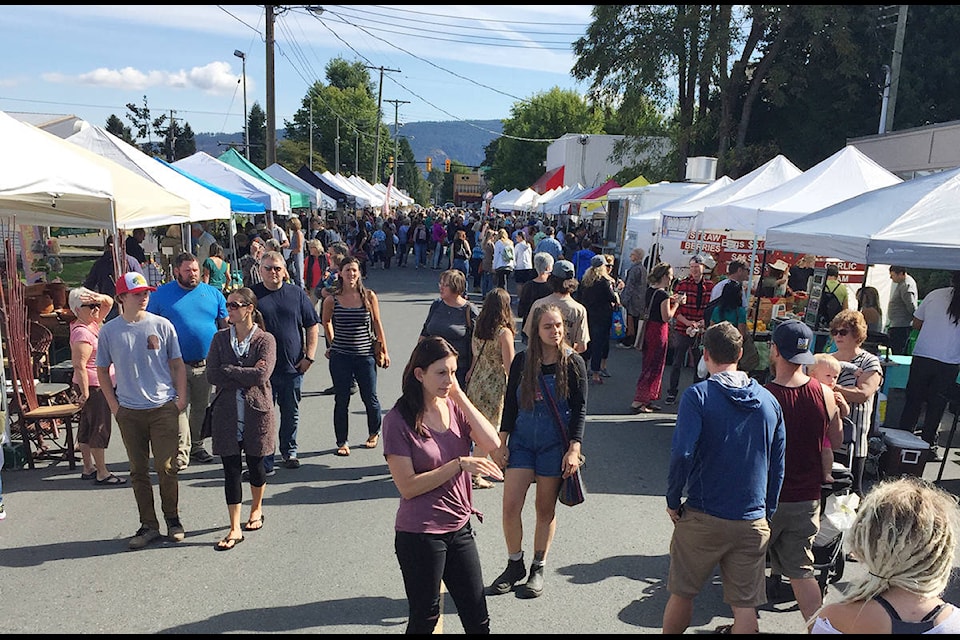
[382,336,503,634]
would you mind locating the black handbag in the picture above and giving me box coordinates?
[539,374,586,507]
[200,388,225,440]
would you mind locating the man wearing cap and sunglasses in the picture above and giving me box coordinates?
[764,319,843,627]
[96,271,189,550]
[147,252,228,469]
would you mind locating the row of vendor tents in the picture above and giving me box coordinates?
[0,110,414,240]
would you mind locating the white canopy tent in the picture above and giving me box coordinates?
[765,166,960,271]
[619,179,729,268]
[264,163,336,211]
[320,172,376,209]
[661,155,802,220]
[346,175,387,208]
[539,185,593,216]
[175,152,291,216]
[68,124,232,223]
[0,110,191,231]
[494,187,540,213]
[0,110,115,228]
[699,146,902,236]
[696,146,902,289]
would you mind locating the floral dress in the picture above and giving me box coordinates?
[466,327,509,426]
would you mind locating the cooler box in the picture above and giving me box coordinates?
[878,427,930,478]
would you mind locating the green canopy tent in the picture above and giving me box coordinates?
[217,148,312,210]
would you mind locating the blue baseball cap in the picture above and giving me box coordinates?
[772,319,816,365]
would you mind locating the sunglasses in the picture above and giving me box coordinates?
[82,303,101,310]
[830,328,850,337]
[261,265,284,272]
[226,302,250,310]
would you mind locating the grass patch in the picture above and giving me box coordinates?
[58,257,97,288]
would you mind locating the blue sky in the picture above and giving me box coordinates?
[0,5,593,136]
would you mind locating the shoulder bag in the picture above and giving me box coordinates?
[538,373,586,507]
[364,291,388,368]
[634,288,658,351]
[201,387,226,440]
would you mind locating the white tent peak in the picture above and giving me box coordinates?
[766,165,960,270]
[700,145,902,235]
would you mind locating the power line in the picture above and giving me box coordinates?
[344,4,590,29]
[324,5,584,46]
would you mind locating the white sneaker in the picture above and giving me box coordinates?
[0,501,6,520]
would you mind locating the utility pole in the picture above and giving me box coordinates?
[309,100,313,171]
[385,98,409,189]
[885,5,909,134]
[335,117,340,175]
[354,129,359,175]
[265,5,277,167]
[365,64,400,183]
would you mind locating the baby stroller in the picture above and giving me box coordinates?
[767,467,858,601]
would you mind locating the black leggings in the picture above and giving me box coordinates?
[221,450,266,505]
[395,522,490,634]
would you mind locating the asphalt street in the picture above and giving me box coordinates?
[2,260,959,634]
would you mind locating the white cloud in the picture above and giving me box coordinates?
[41,61,254,95]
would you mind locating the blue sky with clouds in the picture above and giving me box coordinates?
[0,5,593,135]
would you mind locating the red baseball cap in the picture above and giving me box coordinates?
[115,271,156,296]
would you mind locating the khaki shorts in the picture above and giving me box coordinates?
[767,500,820,579]
[667,506,770,608]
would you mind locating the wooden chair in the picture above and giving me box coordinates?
[1,238,81,470]
[29,320,54,382]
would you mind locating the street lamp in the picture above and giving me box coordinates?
[234,49,249,160]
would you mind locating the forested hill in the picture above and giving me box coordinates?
[194,119,503,169]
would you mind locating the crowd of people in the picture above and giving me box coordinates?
[8,206,958,634]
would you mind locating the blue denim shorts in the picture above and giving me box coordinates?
[507,415,564,478]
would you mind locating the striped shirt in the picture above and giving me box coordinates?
[330,297,374,356]
[835,349,883,458]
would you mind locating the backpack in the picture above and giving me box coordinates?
[415,226,427,242]
[818,282,844,328]
[702,295,723,328]
[502,242,514,262]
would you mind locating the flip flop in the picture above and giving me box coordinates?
[244,515,265,531]
[365,434,380,448]
[80,470,97,480]
[335,445,350,457]
[215,535,245,551]
[95,474,127,485]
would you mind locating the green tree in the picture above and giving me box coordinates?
[485,87,602,191]
[247,102,266,167]
[284,58,385,182]
[125,95,167,156]
[104,114,135,145]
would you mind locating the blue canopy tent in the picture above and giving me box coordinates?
[158,158,265,214]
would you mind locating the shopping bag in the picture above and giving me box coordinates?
[610,306,627,340]
[819,491,860,540]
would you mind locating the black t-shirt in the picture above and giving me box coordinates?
[788,266,814,293]
[645,287,668,323]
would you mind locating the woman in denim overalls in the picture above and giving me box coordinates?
[486,304,588,599]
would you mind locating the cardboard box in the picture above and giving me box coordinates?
[878,427,930,478]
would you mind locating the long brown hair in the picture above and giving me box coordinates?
[394,336,459,438]
[332,255,368,301]
[474,288,514,341]
[519,304,575,409]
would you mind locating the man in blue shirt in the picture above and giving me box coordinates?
[663,321,786,634]
[533,226,563,261]
[252,251,320,473]
[147,252,228,469]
